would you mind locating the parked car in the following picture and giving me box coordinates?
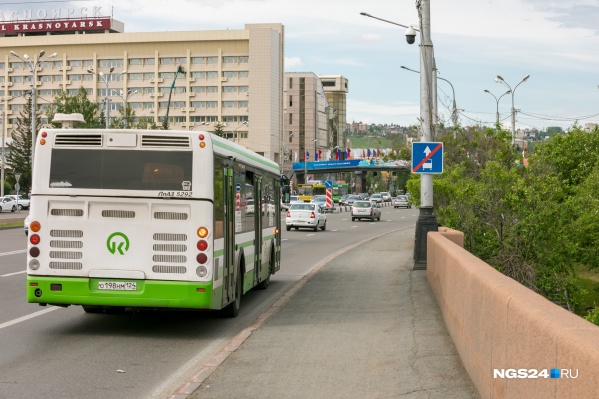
[7,195,30,210]
[342,194,361,206]
[285,202,327,231]
[338,194,349,205]
[369,193,383,204]
[24,214,31,235]
[380,192,392,202]
[393,195,411,208]
[351,200,381,222]
[0,196,17,212]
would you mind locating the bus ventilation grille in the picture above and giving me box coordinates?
[49,262,83,270]
[153,244,187,252]
[51,209,84,217]
[55,134,102,146]
[152,254,187,263]
[141,135,190,148]
[50,240,83,249]
[102,210,135,218]
[50,251,83,259]
[154,212,188,220]
[152,265,187,274]
[153,233,187,241]
[50,230,83,238]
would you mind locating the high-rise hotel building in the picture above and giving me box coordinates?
[0,14,284,161]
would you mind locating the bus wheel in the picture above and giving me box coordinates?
[256,248,274,290]
[222,267,242,318]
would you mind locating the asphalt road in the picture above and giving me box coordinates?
[0,205,418,399]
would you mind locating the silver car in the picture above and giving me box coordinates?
[286,203,327,231]
[351,200,381,222]
[393,195,411,208]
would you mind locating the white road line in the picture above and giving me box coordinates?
[0,307,60,331]
[0,249,27,257]
[1,270,26,277]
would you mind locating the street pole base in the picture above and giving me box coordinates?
[413,206,438,270]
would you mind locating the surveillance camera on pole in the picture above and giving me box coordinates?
[405,27,416,44]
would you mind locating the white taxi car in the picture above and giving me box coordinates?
[0,196,17,212]
[285,202,326,232]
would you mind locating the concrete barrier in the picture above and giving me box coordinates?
[427,228,599,398]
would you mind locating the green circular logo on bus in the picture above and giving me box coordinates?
[107,232,130,255]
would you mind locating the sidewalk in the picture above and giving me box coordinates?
[177,227,479,399]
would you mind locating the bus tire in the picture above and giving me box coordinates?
[286,225,291,231]
[222,266,242,318]
[256,245,274,290]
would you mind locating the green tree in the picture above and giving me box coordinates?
[6,95,37,193]
[213,122,225,138]
[46,87,101,128]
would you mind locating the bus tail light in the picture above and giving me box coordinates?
[197,240,208,251]
[196,253,208,264]
[197,227,209,238]
[30,234,41,245]
[196,266,208,277]
[30,221,41,233]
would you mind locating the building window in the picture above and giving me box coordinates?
[223,56,237,63]
[53,75,63,82]
[191,71,206,79]
[41,61,52,68]
[143,72,154,80]
[207,86,218,93]
[223,101,237,108]
[175,87,186,93]
[67,89,79,95]
[239,56,249,63]
[206,116,218,122]
[240,116,249,122]
[289,96,292,107]
[223,71,237,78]
[239,86,249,93]
[144,58,155,65]
[207,71,218,79]
[207,101,217,108]
[143,102,154,109]
[190,116,206,122]
[0,62,5,69]
[68,74,82,81]
[68,60,81,67]
[175,57,186,65]
[223,86,237,93]
[289,77,293,89]
[83,74,93,81]
[173,116,186,122]
[322,81,335,87]
[159,101,169,109]
[83,60,93,67]
[191,101,206,108]
[239,71,249,78]
[191,86,206,93]
[10,104,23,111]
[289,113,292,124]
[143,87,154,94]
[238,101,248,108]
[10,90,23,96]
[191,57,206,64]
[160,58,173,65]
[52,89,62,95]
[129,73,142,80]
[39,89,52,96]
[10,62,23,69]
[129,58,143,65]
[10,76,23,83]
[207,57,218,64]
[222,116,238,123]
[289,132,293,143]
[129,102,142,109]
[174,101,185,108]
[99,59,123,68]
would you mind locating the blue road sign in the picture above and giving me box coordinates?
[325,180,333,188]
[412,142,443,174]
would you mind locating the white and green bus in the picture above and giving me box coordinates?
[26,128,282,317]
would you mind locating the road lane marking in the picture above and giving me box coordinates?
[0,249,27,257]
[1,270,26,277]
[0,307,60,331]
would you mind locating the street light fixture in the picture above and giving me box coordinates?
[483,89,511,126]
[87,67,127,129]
[401,65,458,128]
[231,120,248,143]
[10,50,57,172]
[362,2,437,270]
[495,74,530,145]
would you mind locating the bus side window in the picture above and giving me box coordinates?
[213,157,225,239]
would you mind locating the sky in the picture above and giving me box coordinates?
[3,0,599,131]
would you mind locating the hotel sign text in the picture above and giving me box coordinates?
[0,17,111,34]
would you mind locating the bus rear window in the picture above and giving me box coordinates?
[49,149,193,191]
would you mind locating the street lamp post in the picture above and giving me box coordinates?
[495,74,530,145]
[231,120,248,143]
[116,89,138,128]
[304,138,317,183]
[483,89,511,126]
[362,2,437,270]
[10,50,57,172]
[87,67,127,129]
[401,65,457,128]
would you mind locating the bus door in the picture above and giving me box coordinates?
[223,167,236,305]
[254,176,263,285]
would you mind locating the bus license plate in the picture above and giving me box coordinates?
[98,281,137,291]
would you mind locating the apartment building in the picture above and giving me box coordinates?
[0,15,283,161]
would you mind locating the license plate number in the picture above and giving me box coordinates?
[98,281,137,291]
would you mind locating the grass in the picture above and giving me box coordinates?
[0,221,24,229]
[574,265,599,317]
[347,135,393,149]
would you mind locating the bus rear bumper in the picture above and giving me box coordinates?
[27,276,215,310]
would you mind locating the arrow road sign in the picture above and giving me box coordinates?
[412,142,443,174]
